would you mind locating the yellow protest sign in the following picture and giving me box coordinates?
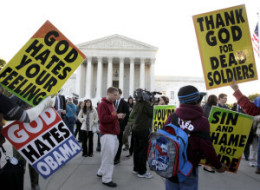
[152,105,175,132]
[0,20,86,106]
[201,106,253,173]
[193,4,257,90]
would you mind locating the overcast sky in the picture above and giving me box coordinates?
[0,0,260,101]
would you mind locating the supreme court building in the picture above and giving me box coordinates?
[63,34,208,104]
[74,34,158,99]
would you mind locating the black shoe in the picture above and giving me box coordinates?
[114,160,120,165]
[102,181,117,188]
[82,153,88,157]
[203,166,215,173]
[89,154,93,157]
[126,154,132,158]
[97,174,102,177]
[96,147,101,152]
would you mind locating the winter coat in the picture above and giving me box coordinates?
[97,97,120,135]
[132,101,153,131]
[78,108,98,131]
[233,89,260,116]
[165,104,222,169]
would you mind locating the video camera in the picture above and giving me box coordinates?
[134,89,162,104]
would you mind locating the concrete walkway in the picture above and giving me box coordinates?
[1,135,260,190]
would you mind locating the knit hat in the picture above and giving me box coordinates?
[178,85,206,105]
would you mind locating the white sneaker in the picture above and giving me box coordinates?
[249,162,257,167]
[137,172,153,179]
[132,170,138,175]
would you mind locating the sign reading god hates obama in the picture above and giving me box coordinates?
[0,20,86,106]
[193,5,257,90]
[152,105,175,132]
[2,108,82,179]
[201,106,252,173]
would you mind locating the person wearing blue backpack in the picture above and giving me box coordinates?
[164,85,227,190]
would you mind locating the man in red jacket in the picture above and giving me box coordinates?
[97,87,125,188]
[231,81,260,174]
[164,85,226,190]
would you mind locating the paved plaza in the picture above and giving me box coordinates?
[1,135,260,190]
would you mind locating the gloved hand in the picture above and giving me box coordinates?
[26,96,54,122]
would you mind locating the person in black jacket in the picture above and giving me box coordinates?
[202,94,218,173]
[75,101,84,142]
[114,89,129,164]
[9,95,40,190]
[132,89,154,179]
[0,87,53,190]
[54,90,66,122]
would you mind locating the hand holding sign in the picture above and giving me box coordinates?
[230,80,239,92]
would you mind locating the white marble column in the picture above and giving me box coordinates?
[129,58,135,96]
[107,57,113,88]
[119,57,124,95]
[75,64,81,96]
[96,57,103,99]
[140,58,145,89]
[76,62,85,98]
[86,56,92,98]
[150,58,155,91]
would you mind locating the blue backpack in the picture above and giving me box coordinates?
[148,122,193,182]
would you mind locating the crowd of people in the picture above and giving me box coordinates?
[0,82,260,190]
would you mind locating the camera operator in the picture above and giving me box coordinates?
[132,89,154,179]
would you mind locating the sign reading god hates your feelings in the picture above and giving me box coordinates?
[0,20,86,106]
[193,4,257,90]
[2,108,82,179]
[201,106,253,173]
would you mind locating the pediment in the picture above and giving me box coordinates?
[78,34,158,51]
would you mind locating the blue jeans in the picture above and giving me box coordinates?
[257,137,260,169]
[66,117,76,136]
[165,167,198,190]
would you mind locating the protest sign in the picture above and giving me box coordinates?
[201,106,253,173]
[0,20,86,106]
[152,105,175,132]
[193,4,257,89]
[1,108,82,179]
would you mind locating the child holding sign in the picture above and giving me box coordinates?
[164,85,227,190]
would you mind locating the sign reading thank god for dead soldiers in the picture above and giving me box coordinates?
[201,106,253,173]
[152,105,175,132]
[193,4,257,90]
[0,20,86,106]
